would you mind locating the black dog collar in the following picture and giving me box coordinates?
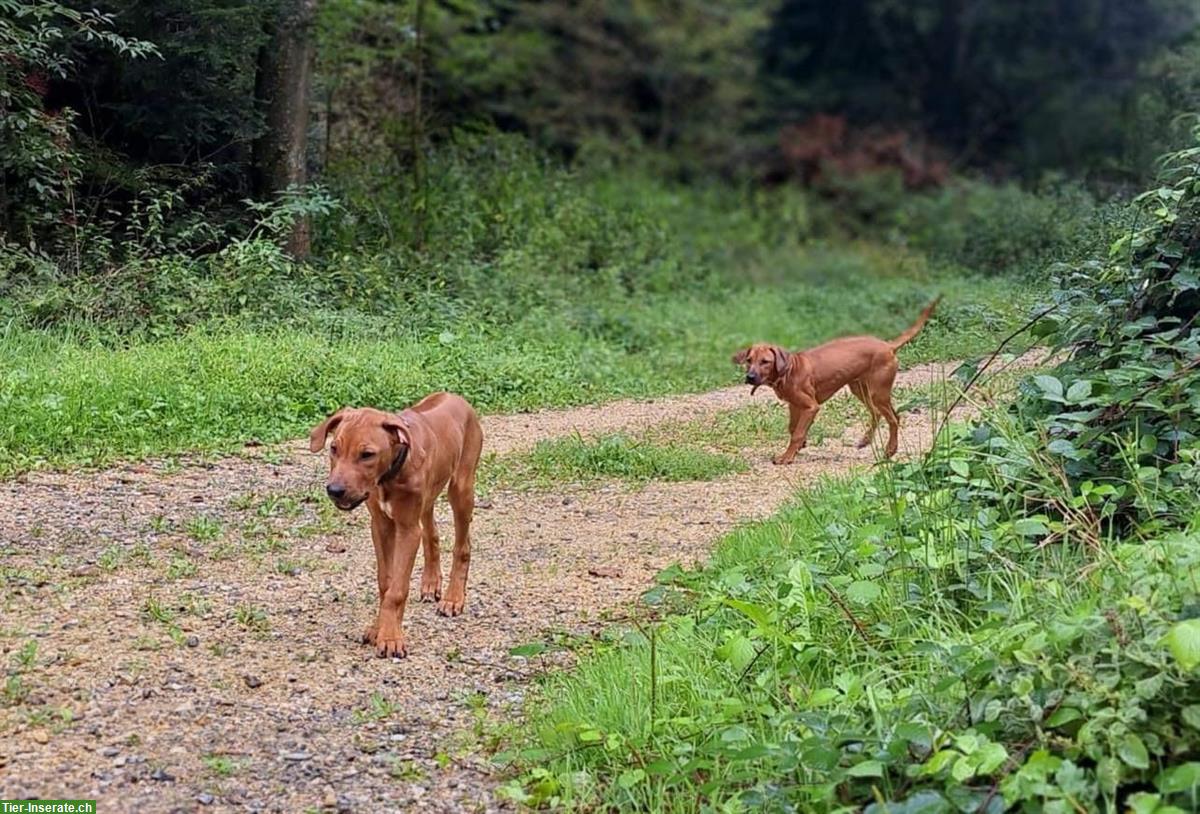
[377,445,409,485]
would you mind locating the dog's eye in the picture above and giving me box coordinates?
[359,450,375,460]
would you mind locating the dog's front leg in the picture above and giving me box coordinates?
[374,521,421,658]
[362,508,397,646]
[775,397,819,465]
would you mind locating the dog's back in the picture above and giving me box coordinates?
[406,391,483,475]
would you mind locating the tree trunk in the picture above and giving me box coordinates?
[253,0,319,260]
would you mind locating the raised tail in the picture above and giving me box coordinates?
[890,295,942,350]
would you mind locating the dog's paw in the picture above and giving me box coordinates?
[375,632,408,659]
[361,623,379,646]
[437,594,465,617]
[419,575,442,603]
[772,455,794,465]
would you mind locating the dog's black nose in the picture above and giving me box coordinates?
[745,374,757,384]
[326,484,347,500]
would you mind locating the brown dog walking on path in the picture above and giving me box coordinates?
[732,296,941,464]
[309,392,483,658]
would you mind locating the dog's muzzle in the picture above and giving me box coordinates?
[745,373,762,395]
[332,495,366,512]
[326,483,366,512]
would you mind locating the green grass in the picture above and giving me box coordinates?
[484,433,747,491]
[645,392,869,454]
[0,261,1035,476]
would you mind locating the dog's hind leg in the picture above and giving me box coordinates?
[440,420,483,617]
[419,503,442,602]
[876,398,901,458]
[849,381,880,449]
[864,357,901,457]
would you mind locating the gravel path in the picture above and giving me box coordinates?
[0,353,1038,812]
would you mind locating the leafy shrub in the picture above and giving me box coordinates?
[2,133,819,335]
[504,458,1200,811]
[955,122,1200,532]
[804,171,1125,277]
[0,1,158,241]
[0,186,337,333]
[895,179,1107,275]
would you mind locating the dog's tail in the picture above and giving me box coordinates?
[890,295,942,350]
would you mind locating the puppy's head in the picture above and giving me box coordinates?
[309,407,410,511]
[732,344,790,394]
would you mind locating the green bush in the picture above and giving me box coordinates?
[1,133,819,335]
[802,171,1125,277]
[962,123,1200,531]
[504,455,1200,812]
[897,180,1095,273]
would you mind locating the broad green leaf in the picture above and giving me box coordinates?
[1157,762,1200,793]
[846,759,884,778]
[1034,375,1064,401]
[1065,379,1092,402]
[921,749,960,776]
[949,459,970,478]
[717,635,758,672]
[1045,707,1082,727]
[617,768,645,789]
[809,687,839,706]
[1165,619,1200,671]
[577,729,602,743]
[723,598,773,629]
[951,755,976,782]
[846,580,881,604]
[1118,733,1150,770]
[1126,792,1161,814]
[1047,439,1079,459]
[975,742,1008,774]
[1181,705,1200,730]
[1013,518,1049,536]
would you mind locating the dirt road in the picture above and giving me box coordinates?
[0,354,1034,812]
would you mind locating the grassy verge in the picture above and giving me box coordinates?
[0,259,1034,476]
[483,434,747,492]
[500,417,1200,812]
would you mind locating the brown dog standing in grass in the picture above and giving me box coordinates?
[733,296,941,464]
[309,392,483,658]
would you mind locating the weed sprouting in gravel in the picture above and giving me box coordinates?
[184,514,224,543]
[234,604,270,633]
[353,692,398,725]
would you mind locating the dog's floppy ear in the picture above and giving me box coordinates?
[381,417,410,447]
[309,408,348,453]
[732,347,751,365]
[377,418,411,483]
[771,346,790,375]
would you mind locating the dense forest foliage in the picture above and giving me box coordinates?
[2,0,1199,285]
